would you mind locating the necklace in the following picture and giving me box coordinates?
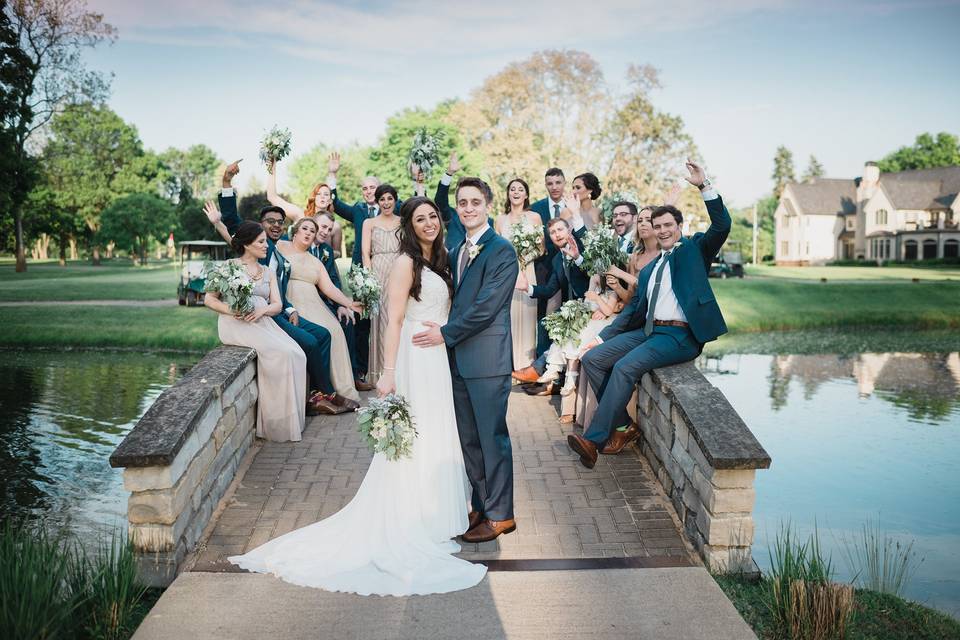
[243,262,264,281]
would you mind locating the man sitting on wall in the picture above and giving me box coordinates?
[568,160,731,468]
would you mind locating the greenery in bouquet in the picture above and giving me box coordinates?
[599,190,641,226]
[407,128,443,181]
[346,264,382,319]
[356,394,418,461]
[203,260,254,314]
[581,225,628,276]
[259,126,292,174]
[541,299,593,345]
[508,222,542,268]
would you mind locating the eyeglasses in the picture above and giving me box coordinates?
[262,218,284,226]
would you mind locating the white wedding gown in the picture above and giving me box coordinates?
[230,269,486,596]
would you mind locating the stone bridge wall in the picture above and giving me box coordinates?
[110,346,258,586]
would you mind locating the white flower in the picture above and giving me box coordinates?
[468,243,483,260]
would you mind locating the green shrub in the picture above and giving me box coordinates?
[841,519,922,598]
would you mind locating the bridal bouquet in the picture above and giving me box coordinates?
[203,260,254,314]
[357,394,418,461]
[407,128,443,181]
[508,222,542,268]
[581,225,628,276]
[541,299,593,345]
[259,126,292,173]
[346,264,381,319]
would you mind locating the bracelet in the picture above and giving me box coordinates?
[382,367,396,371]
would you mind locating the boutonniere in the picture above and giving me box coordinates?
[322,247,331,262]
[468,243,484,261]
[282,260,291,273]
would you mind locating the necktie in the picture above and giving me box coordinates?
[643,251,672,336]
[368,205,375,217]
[553,204,560,219]
[458,240,472,284]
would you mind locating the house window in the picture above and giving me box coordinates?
[846,217,854,230]
[923,239,938,260]
[875,209,888,225]
[904,240,918,260]
[945,240,959,258]
[781,241,789,256]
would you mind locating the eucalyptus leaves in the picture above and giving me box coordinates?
[541,299,593,345]
[347,264,381,319]
[203,260,254,314]
[581,225,628,276]
[407,128,443,181]
[356,394,418,461]
[259,126,292,173]
[508,222,542,268]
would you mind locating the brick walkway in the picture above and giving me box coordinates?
[190,387,697,572]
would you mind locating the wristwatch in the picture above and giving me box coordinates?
[698,178,712,191]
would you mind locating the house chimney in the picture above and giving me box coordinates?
[855,161,880,259]
[863,161,880,185]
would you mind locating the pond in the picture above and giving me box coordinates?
[0,350,197,537]
[698,350,960,618]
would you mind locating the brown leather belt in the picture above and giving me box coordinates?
[654,320,689,328]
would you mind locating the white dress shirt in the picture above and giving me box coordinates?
[646,251,687,323]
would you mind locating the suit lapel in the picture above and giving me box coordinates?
[459,227,495,287]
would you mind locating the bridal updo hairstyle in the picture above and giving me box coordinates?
[231,221,265,256]
[574,172,602,200]
[398,197,453,301]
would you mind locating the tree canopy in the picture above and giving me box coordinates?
[771,146,796,198]
[99,193,176,265]
[877,132,960,173]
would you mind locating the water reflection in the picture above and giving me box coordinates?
[0,351,196,535]
[699,351,960,618]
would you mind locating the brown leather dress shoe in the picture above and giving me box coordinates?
[467,510,483,531]
[306,394,340,416]
[601,422,640,455]
[567,433,598,469]
[462,518,517,543]
[512,366,540,384]
[354,379,376,392]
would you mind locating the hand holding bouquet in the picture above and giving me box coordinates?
[509,222,542,269]
[357,394,417,461]
[581,226,628,276]
[259,126,292,174]
[408,128,443,181]
[347,264,381,319]
[541,299,593,346]
[203,260,254,314]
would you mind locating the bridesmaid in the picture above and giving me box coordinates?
[495,178,543,369]
[361,184,402,383]
[565,172,603,229]
[266,158,344,256]
[204,221,307,443]
[277,217,364,404]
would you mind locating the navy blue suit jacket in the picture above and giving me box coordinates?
[442,227,519,378]
[330,191,372,265]
[531,235,591,302]
[530,197,565,266]
[598,195,732,345]
[309,242,342,313]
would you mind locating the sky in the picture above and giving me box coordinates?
[83,0,960,207]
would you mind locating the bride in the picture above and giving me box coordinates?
[230,196,486,596]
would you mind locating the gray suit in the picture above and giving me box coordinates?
[442,227,519,520]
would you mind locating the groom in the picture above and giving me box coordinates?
[412,177,519,543]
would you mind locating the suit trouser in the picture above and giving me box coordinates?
[580,326,700,446]
[450,355,514,521]
[354,317,370,377]
[337,313,363,380]
[534,258,561,359]
[273,315,334,395]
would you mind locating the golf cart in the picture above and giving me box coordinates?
[709,250,745,279]
[177,240,229,306]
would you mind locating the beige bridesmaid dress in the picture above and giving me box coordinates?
[284,251,360,402]
[499,219,539,368]
[368,225,401,382]
[217,265,306,442]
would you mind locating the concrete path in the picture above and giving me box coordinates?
[133,568,756,640]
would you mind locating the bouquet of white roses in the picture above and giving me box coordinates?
[581,225,628,276]
[508,222,542,268]
[541,299,593,345]
[346,264,381,319]
[356,394,417,461]
[203,260,254,314]
[407,128,443,181]
[259,126,292,174]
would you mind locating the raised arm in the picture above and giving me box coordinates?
[434,151,459,223]
[375,255,415,396]
[684,159,730,267]
[219,161,243,235]
[203,201,232,244]
[266,159,304,222]
[440,243,519,347]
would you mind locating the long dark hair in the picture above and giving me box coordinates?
[398,197,453,301]
[503,177,530,214]
[231,221,265,256]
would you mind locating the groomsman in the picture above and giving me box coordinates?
[530,168,568,358]
[215,163,352,415]
[568,160,730,468]
[611,201,638,254]
[311,213,374,392]
[434,152,493,251]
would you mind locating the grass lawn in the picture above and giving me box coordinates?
[714,574,960,640]
[0,259,178,301]
[746,264,960,281]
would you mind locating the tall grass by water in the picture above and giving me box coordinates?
[841,519,923,598]
[0,520,150,640]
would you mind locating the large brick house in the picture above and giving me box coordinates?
[774,163,960,265]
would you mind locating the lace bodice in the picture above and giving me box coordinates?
[404,268,450,324]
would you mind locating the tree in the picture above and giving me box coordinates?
[771,146,795,198]
[160,144,222,201]
[21,171,84,264]
[802,155,824,181]
[99,193,175,265]
[175,188,217,242]
[238,191,272,222]
[877,132,960,173]
[4,0,116,271]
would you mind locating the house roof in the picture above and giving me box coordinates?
[878,166,960,210]
[785,179,857,216]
